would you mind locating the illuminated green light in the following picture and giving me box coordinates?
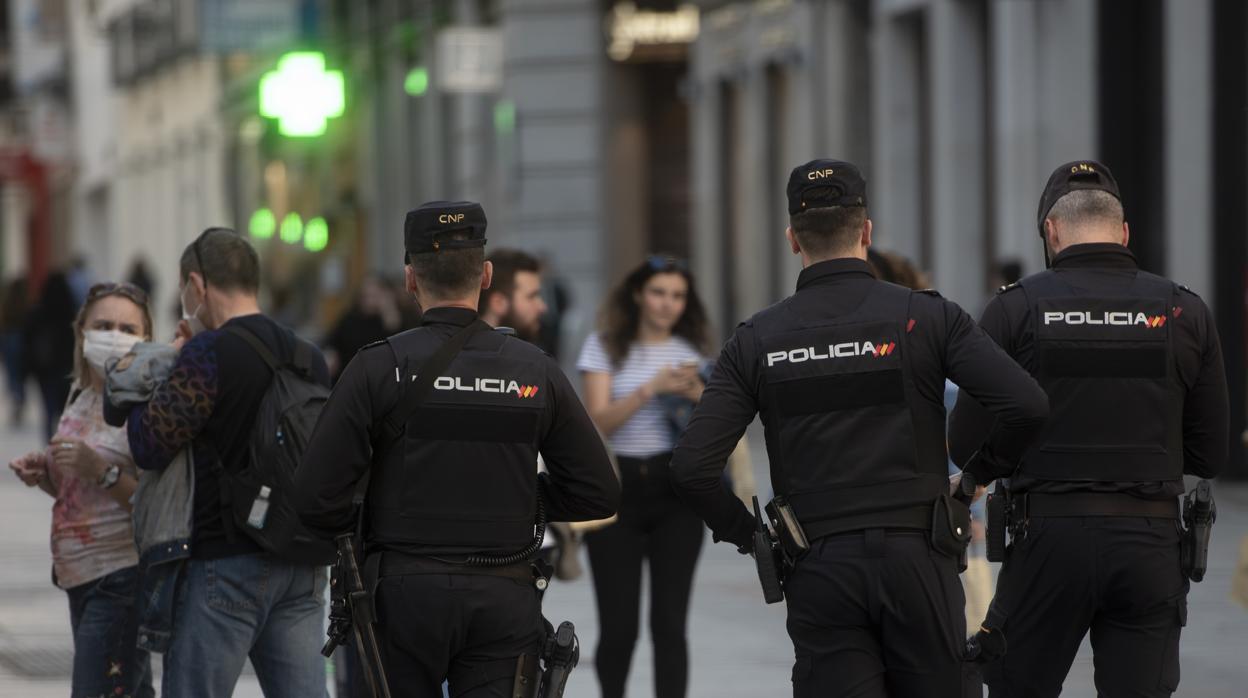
[280,213,303,244]
[494,99,516,134]
[404,67,429,97]
[259,52,345,137]
[249,208,276,239]
[304,217,329,252]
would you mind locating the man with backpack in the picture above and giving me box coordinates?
[122,228,332,697]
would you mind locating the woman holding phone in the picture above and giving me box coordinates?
[577,255,713,698]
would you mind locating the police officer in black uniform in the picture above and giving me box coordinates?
[295,201,620,698]
[668,160,1050,697]
[948,161,1229,698]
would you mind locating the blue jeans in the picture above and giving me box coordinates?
[66,566,155,698]
[162,553,328,698]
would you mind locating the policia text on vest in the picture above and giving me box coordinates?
[949,160,1230,698]
[293,201,620,698]
[669,160,1050,698]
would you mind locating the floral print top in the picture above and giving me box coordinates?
[44,387,140,589]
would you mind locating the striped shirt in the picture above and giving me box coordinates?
[577,332,703,458]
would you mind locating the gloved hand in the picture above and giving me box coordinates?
[964,626,1007,664]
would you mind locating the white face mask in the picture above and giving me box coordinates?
[83,329,142,374]
[180,285,208,336]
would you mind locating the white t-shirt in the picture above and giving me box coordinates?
[577,332,703,458]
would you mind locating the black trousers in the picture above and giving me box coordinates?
[784,529,967,698]
[585,453,706,698]
[983,516,1188,698]
[374,573,545,698]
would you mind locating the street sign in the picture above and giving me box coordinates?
[199,0,302,54]
[436,28,504,93]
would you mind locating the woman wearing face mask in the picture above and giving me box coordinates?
[576,256,713,698]
[7,282,155,698]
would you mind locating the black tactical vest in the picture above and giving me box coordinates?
[753,283,948,533]
[367,327,548,550]
[1016,271,1183,484]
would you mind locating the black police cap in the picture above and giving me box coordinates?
[1036,160,1121,236]
[786,159,868,215]
[404,201,488,256]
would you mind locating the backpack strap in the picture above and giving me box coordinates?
[290,338,319,377]
[375,319,491,446]
[224,325,281,371]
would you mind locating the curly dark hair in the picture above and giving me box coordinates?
[599,256,712,366]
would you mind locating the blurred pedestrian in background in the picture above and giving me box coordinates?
[867,248,929,290]
[7,281,155,698]
[535,253,572,358]
[480,248,586,583]
[24,271,79,441]
[479,248,547,342]
[324,276,402,382]
[127,257,156,298]
[0,276,30,427]
[577,255,713,698]
[66,256,94,307]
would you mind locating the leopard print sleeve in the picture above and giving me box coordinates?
[128,334,219,471]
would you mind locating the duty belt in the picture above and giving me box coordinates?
[374,551,536,584]
[801,504,933,541]
[1024,491,1179,519]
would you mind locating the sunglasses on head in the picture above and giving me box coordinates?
[646,254,688,272]
[86,282,149,307]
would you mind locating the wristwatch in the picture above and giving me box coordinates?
[97,463,121,490]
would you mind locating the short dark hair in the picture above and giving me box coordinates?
[482,249,541,306]
[179,227,261,293]
[408,231,486,298]
[789,198,868,258]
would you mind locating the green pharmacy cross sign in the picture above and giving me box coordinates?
[259,52,345,137]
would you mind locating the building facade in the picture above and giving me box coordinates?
[42,0,1247,473]
[687,0,1247,473]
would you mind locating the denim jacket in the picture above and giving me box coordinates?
[105,343,193,653]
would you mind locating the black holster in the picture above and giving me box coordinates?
[539,621,578,697]
[1181,480,1216,583]
[931,492,972,572]
[766,496,811,567]
[985,483,1027,563]
[514,620,578,698]
[751,497,786,604]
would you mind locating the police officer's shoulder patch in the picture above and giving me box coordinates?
[915,288,942,297]
[493,326,517,336]
[996,281,1022,295]
[1177,283,1201,298]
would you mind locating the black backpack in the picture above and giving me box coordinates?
[222,325,335,565]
